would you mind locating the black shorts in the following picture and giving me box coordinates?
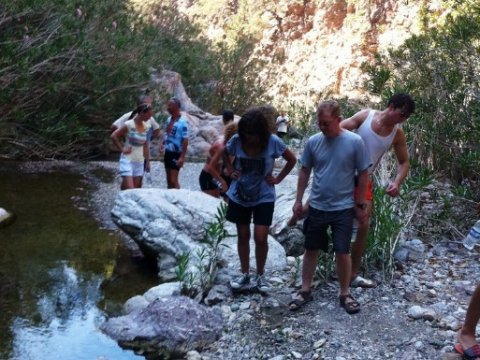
[303,207,354,254]
[164,151,180,170]
[226,200,275,226]
[199,170,220,191]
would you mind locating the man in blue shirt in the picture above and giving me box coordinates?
[289,100,370,314]
[162,97,189,189]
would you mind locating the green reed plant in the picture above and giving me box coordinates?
[362,170,431,279]
[175,202,231,300]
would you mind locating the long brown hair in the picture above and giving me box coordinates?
[237,109,270,152]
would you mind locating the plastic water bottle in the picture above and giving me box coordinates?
[351,218,358,242]
[463,220,480,250]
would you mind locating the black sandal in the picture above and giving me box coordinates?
[339,294,360,314]
[288,290,313,311]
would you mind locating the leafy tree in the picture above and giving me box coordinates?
[362,0,480,182]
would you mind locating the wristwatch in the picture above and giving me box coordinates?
[356,203,367,210]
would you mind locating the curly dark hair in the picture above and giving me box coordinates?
[387,93,415,116]
[237,109,270,152]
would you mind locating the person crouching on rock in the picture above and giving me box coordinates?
[111,103,153,190]
[210,109,296,292]
[201,122,238,198]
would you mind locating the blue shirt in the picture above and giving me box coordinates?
[164,116,189,153]
[226,134,287,206]
[301,130,371,211]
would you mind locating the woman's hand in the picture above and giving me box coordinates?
[122,146,132,155]
[265,174,279,185]
[230,170,241,180]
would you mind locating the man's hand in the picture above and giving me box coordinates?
[354,206,368,225]
[385,182,400,197]
[292,201,304,220]
[176,157,185,168]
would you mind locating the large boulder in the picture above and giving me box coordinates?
[111,189,288,279]
[101,296,223,358]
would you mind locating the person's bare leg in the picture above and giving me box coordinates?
[336,253,352,296]
[236,223,251,274]
[202,189,221,198]
[133,176,143,188]
[350,201,372,280]
[458,284,480,353]
[300,249,319,292]
[121,176,134,190]
[253,225,269,275]
[166,169,180,189]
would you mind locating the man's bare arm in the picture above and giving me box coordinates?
[340,109,370,131]
[387,129,409,197]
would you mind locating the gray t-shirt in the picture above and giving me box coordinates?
[301,130,371,211]
[226,134,287,206]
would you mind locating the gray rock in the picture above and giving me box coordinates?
[123,295,149,315]
[204,284,230,306]
[0,207,15,228]
[408,305,426,319]
[101,296,223,357]
[143,282,181,302]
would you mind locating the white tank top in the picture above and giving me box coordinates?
[356,110,398,174]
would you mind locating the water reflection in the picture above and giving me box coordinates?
[0,163,156,360]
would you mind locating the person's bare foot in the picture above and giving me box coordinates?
[458,329,478,349]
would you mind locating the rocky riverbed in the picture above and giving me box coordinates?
[26,160,478,360]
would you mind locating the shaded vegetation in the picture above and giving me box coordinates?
[0,0,267,159]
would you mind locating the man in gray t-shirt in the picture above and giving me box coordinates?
[289,100,370,314]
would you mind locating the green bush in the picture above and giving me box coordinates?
[0,0,268,159]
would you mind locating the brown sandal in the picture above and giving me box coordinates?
[339,294,360,314]
[288,290,313,311]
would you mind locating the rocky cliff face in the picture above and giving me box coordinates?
[255,1,422,102]
[180,0,447,106]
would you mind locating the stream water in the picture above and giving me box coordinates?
[0,162,158,360]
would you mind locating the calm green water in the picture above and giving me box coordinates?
[0,163,158,360]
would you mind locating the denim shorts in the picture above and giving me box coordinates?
[119,155,144,177]
[303,207,355,254]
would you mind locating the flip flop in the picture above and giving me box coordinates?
[350,275,377,288]
[455,343,480,360]
[288,290,313,311]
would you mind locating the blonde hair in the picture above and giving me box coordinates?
[317,100,341,118]
[223,122,238,144]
